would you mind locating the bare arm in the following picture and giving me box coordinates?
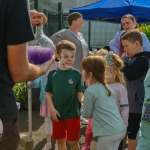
[46,92,60,122]
[77,92,84,103]
[7,43,54,82]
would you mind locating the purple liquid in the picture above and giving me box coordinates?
[28,46,54,64]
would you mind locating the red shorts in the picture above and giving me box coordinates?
[52,117,80,141]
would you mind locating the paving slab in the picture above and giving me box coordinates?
[18,110,97,150]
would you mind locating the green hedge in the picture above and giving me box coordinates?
[13,82,27,108]
[140,24,150,41]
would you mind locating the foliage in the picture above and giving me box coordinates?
[13,82,27,108]
[139,24,150,41]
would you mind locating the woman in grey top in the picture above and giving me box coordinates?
[50,12,89,71]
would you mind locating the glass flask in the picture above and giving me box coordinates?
[28,23,55,65]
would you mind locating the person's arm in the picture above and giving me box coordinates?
[77,92,83,103]
[82,90,94,118]
[29,9,47,26]
[6,1,52,82]
[142,33,150,52]
[46,92,60,122]
[120,106,129,127]
[109,31,123,55]
[118,88,129,127]
[76,73,84,103]
[7,43,55,82]
[122,56,149,81]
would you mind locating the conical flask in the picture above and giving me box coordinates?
[28,23,55,64]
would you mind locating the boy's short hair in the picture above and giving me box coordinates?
[56,40,76,55]
[122,29,143,46]
[68,12,83,26]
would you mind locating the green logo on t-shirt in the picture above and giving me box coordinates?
[68,78,73,84]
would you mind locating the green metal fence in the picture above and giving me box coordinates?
[30,0,68,37]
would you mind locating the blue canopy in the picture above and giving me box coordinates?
[69,0,150,23]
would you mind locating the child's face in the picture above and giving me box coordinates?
[122,40,140,57]
[57,49,75,69]
[105,66,116,84]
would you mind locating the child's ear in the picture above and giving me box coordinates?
[89,72,93,77]
[135,41,140,47]
[55,53,60,61]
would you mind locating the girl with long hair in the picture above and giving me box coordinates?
[81,56,126,150]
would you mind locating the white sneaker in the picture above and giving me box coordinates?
[55,143,58,150]
[80,116,88,125]
[42,143,52,150]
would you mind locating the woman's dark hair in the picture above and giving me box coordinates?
[68,12,83,26]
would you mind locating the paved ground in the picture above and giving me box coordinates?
[19,109,97,150]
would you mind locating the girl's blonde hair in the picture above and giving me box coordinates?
[94,48,108,57]
[105,53,126,86]
[82,56,111,96]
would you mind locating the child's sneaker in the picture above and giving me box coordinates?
[42,143,52,150]
[55,143,58,150]
[80,116,88,125]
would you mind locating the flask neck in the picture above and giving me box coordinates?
[35,25,44,37]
